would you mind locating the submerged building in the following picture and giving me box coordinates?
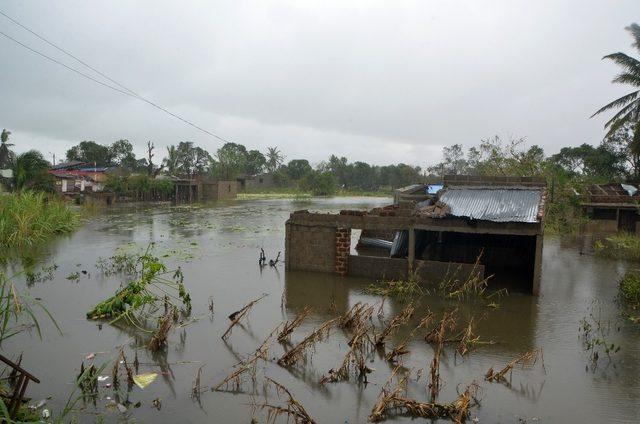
[285,175,547,294]
[581,182,640,234]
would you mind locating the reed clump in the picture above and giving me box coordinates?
[0,191,77,248]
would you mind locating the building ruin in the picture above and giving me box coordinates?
[285,175,547,294]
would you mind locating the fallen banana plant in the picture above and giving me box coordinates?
[374,303,415,348]
[213,324,279,392]
[261,377,316,423]
[278,318,337,367]
[485,349,542,383]
[87,248,191,327]
[369,369,478,423]
[386,311,433,364]
[222,294,268,340]
[278,306,312,343]
[320,320,374,384]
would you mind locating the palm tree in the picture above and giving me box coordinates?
[592,24,640,143]
[265,146,284,173]
[163,145,179,175]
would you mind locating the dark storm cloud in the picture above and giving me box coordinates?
[0,0,638,165]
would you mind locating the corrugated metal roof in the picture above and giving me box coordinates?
[439,187,542,223]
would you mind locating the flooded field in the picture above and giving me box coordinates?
[4,197,640,423]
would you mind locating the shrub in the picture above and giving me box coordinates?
[619,271,640,308]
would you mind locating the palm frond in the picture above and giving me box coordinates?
[627,23,640,52]
[605,99,640,127]
[613,72,640,87]
[591,90,639,117]
[602,52,640,73]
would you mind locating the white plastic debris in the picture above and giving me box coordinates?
[42,409,50,419]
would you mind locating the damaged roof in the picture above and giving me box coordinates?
[439,187,543,223]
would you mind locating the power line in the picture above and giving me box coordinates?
[0,10,139,97]
[0,13,232,144]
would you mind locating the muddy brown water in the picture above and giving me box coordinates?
[3,197,640,423]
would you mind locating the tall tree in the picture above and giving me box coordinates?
[109,139,137,170]
[265,146,284,173]
[244,149,266,176]
[592,24,640,149]
[285,159,312,180]
[215,142,247,179]
[66,141,112,166]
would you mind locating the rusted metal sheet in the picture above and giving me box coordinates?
[439,187,542,223]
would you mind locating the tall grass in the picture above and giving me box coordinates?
[0,191,78,248]
[594,232,640,261]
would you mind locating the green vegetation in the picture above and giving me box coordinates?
[579,303,621,367]
[87,246,191,325]
[104,174,174,200]
[365,270,424,303]
[594,232,640,261]
[618,271,640,323]
[0,191,78,248]
[619,271,640,307]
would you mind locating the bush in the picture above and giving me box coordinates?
[619,271,640,308]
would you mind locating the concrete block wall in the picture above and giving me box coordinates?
[217,181,238,199]
[335,228,351,276]
[285,222,337,273]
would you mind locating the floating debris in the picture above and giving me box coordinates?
[133,372,158,389]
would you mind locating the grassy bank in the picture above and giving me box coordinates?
[0,191,78,248]
[594,232,640,261]
[238,187,391,200]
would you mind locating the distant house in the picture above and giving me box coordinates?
[237,173,275,190]
[581,182,640,233]
[49,161,108,193]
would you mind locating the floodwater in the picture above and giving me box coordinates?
[4,197,640,423]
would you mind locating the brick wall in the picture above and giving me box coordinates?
[335,228,351,276]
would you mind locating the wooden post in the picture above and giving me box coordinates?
[532,234,543,295]
[408,227,415,273]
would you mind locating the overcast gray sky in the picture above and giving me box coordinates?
[1,1,638,167]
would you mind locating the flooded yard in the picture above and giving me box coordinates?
[4,197,640,423]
